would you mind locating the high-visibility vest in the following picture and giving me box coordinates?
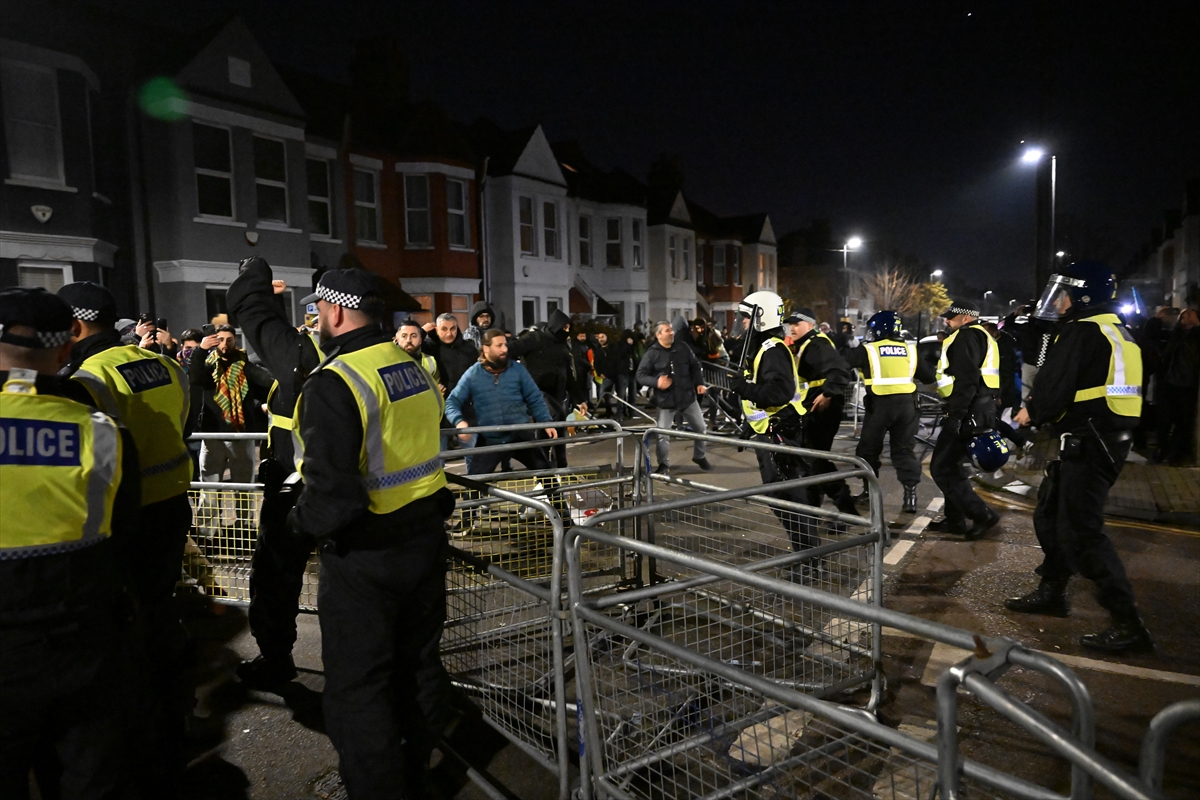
[266,333,325,434]
[794,332,837,405]
[863,340,917,396]
[1068,313,1143,417]
[418,352,440,385]
[293,342,446,515]
[0,374,122,558]
[935,324,1000,398]
[71,345,191,505]
[740,337,807,434]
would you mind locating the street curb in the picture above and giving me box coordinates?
[971,471,1200,528]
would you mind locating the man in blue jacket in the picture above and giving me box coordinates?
[446,329,558,475]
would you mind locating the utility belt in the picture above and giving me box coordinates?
[1058,421,1132,467]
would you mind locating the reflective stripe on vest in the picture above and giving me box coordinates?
[863,340,917,395]
[0,378,122,559]
[1070,314,1143,416]
[794,332,836,404]
[935,324,1000,398]
[740,337,806,434]
[420,353,439,381]
[293,342,446,514]
[72,345,191,505]
[267,334,324,434]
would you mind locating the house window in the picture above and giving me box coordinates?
[306,158,333,237]
[731,248,741,285]
[632,219,643,269]
[547,297,562,318]
[713,247,726,286]
[759,253,767,288]
[635,302,646,325]
[451,293,470,329]
[578,215,591,267]
[193,122,234,218]
[519,196,536,255]
[543,201,559,258]
[696,244,705,286]
[405,174,431,245]
[522,297,538,328]
[410,294,433,326]
[447,178,469,247]
[682,238,691,281]
[668,235,678,279]
[606,218,622,268]
[17,263,72,291]
[205,287,236,328]
[1,60,64,184]
[253,136,288,224]
[228,56,252,88]
[353,168,380,243]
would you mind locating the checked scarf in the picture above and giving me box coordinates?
[207,350,250,431]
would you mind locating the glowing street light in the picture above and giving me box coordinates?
[841,237,863,321]
[1019,140,1057,294]
[1021,146,1045,164]
[931,269,943,281]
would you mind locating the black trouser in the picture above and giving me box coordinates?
[855,394,921,487]
[466,432,550,475]
[1155,383,1198,462]
[930,401,996,525]
[1034,435,1139,620]
[248,485,313,663]
[1,560,128,800]
[801,395,850,506]
[755,432,819,551]
[319,521,451,799]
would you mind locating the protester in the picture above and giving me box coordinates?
[422,313,478,394]
[1154,307,1199,464]
[463,301,495,348]
[636,319,711,473]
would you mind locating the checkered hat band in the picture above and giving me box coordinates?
[72,306,100,321]
[316,284,362,309]
[38,330,73,347]
[949,306,978,317]
[0,324,72,349]
[794,312,816,324]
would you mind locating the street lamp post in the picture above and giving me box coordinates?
[842,236,862,322]
[983,290,994,315]
[1021,145,1057,295]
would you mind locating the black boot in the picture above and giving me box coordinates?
[927,516,968,535]
[963,507,1001,541]
[1005,578,1070,617]
[236,654,298,690]
[902,486,917,514]
[1080,617,1154,654]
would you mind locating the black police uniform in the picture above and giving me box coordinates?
[845,340,936,494]
[929,320,998,532]
[291,319,456,797]
[1015,302,1147,643]
[792,329,857,513]
[733,329,814,551]
[226,257,324,683]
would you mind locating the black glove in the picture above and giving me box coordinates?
[730,374,749,395]
[959,414,984,439]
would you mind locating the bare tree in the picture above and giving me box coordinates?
[856,262,919,314]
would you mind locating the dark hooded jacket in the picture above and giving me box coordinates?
[612,330,638,377]
[422,327,478,392]
[636,322,705,409]
[463,300,495,348]
[508,308,575,403]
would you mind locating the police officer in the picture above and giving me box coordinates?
[786,307,859,517]
[1007,262,1153,654]
[0,288,140,798]
[289,269,456,797]
[927,300,1002,540]
[729,291,813,552]
[58,281,194,788]
[845,311,935,514]
[221,257,326,688]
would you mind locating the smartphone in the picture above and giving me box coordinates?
[200,323,216,337]
[156,318,168,330]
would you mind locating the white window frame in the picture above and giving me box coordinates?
[16,261,73,291]
[635,302,646,324]
[404,173,432,247]
[606,217,622,268]
[446,177,470,249]
[543,200,559,259]
[683,237,691,281]
[521,296,538,328]
[713,246,727,286]
[306,157,334,239]
[519,196,537,256]
[353,167,382,245]
[578,215,591,267]
[1,59,66,187]
[253,134,289,226]
[193,121,235,220]
[547,297,563,317]
[668,235,678,279]
[731,248,741,285]
[632,219,643,269]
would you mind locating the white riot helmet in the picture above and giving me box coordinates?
[737,291,785,332]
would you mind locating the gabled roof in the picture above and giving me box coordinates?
[647,187,692,228]
[468,119,540,177]
[725,213,775,245]
[173,17,305,120]
[551,141,646,207]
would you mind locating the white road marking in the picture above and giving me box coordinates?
[884,540,915,565]
[898,638,1200,688]
[882,498,941,565]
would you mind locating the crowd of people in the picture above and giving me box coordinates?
[2,253,1194,798]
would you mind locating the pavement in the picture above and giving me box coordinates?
[165,421,1199,800]
[971,430,1200,527]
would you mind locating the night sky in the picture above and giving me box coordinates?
[112,0,1198,299]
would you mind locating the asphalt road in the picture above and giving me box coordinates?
[176,427,1200,799]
